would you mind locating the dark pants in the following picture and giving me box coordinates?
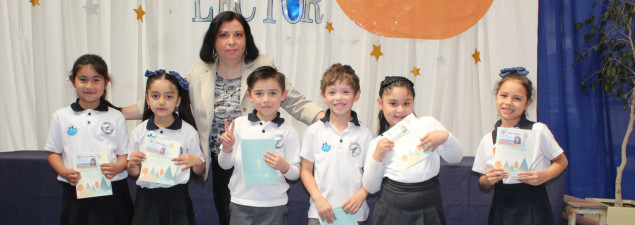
[212,154,234,225]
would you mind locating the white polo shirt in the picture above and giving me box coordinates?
[218,111,301,207]
[128,115,204,188]
[45,100,129,182]
[363,116,464,194]
[472,122,564,184]
[300,110,373,221]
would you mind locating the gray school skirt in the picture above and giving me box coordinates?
[370,176,445,225]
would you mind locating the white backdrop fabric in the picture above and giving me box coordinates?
[0,0,537,155]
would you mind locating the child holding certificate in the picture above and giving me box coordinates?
[45,54,133,225]
[127,69,205,225]
[218,66,301,225]
[362,76,463,225]
[300,64,373,225]
[472,67,568,225]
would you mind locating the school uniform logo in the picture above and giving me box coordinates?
[66,123,77,135]
[321,142,331,152]
[349,142,361,157]
[273,134,285,150]
[101,122,114,134]
[146,131,156,139]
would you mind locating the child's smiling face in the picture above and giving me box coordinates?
[495,80,531,126]
[72,65,108,109]
[378,86,414,128]
[321,80,360,117]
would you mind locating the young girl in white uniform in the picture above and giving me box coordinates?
[472,67,568,225]
[127,69,205,225]
[45,54,133,225]
[362,76,463,225]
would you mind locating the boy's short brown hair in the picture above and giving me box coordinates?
[320,63,360,94]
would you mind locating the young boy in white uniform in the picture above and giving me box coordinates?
[218,66,301,225]
[300,64,373,225]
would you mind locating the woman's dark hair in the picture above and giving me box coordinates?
[69,54,121,111]
[142,72,197,131]
[246,66,286,93]
[377,76,415,134]
[494,72,534,118]
[199,11,259,64]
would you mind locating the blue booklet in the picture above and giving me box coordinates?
[495,127,536,179]
[241,139,277,185]
[318,207,357,225]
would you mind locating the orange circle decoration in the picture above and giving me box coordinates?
[336,0,494,39]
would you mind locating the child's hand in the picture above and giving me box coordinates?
[315,197,336,224]
[264,151,290,173]
[372,138,394,162]
[62,169,81,186]
[128,151,146,168]
[172,154,203,171]
[484,168,507,186]
[220,119,235,153]
[101,162,124,179]
[418,131,449,152]
[516,171,547,186]
[342,191,367,215]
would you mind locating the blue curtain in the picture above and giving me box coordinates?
[538,0,635,200]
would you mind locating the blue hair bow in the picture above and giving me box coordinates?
[499,67,529,78]
[144,69,189,90]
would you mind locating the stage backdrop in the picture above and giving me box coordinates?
[1,0,537,157]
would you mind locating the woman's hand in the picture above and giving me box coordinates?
[220,119,235,153]
[418,131,449,152]
[372,138,394,162]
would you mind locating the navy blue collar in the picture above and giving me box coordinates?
[146,114,182,130]
[70,98,109,112]
[320,109,361,126]
[247,110,285,127]
[491,115,535,143]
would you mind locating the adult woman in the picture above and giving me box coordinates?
[123,11,323,225]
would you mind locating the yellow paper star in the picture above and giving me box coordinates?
[472,48,481,65]
[370,44,383,61]
[410,67,421,77]
[325,22,334,33]
[29,0,40,7]
[134,5,146,22]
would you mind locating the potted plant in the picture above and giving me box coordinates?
[575,0,635,224]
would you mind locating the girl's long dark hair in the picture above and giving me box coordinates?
[69,54,121,111]
[377,76,416,135]
[142,72,197,130]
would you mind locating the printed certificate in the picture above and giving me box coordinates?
[74,152,112,199]
[138,138,180,185]
[495,127,536,178]
[382,113,430,168]
[241,139,277,185]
